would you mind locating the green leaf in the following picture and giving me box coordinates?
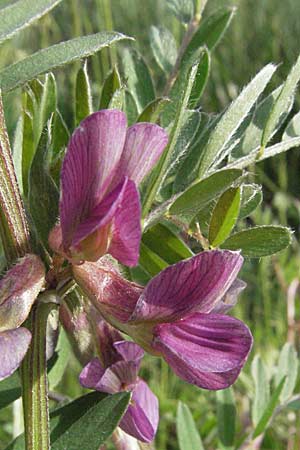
[231,84,290,158]
[172,113,215,193]
[0,0,62,45]
[167,0,194,23]
[29,121,59,245]
[142,62,199,217]
[48,328,71,389]
[286,397,300,410]
[252,377,286,439]
[12,115,24,194]
[40,73,57,127]
[169,168,243,224]
[261,52,300,148]
[251,355,270,426]
[198,64,276,178]
[239,184,262,219]
[99,66,121,110]
[139,241,168,276]
[227,136,300,170]
[216,388,236,450]
[142,223,193,265]
[0,32,131,92]
[108,88,124,110]
[221,226,292,257]
[275,343,298,403]
[162,47,208,127]
[75,61,92,127]
[124,90,138,125]
[282,110,300,140]
[21,92,35,196]
[51,391,130,449]
[150,26,177,73]
[188,48,210,109]
[176,401,204,450]
[137,97,170,123]
[6,391,130,450]
[50,110,69,184]
[121,48,155,113]
[0,372,21,410]
[160,110,201,198]
[209,187,240,247]
[182,7,235,63]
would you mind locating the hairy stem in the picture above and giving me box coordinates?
[21,299,58,450]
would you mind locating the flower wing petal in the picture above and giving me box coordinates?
[153,312,253,390]
[60,110,127,249]
[0,328,31,381]
[131,250,243,323]
[108,179,141,267]
[113,123,168,187]
[120,379,159,442]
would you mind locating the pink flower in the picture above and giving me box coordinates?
[0,254,45,380]
[73,250,253,390]
[80,320,158,443]
[49,110,168,266]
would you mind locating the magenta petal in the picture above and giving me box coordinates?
[153,312,253,390]
[60,110,127,249]
[0,328,31,381]
[72,258,142,323]
[114,341,144,364]
[120,379,159,442]
[108,179,141,267]
[212,279,246,314]
[0,254,45,331]
[113,123,168,187]
[79,358,105,389]
[130,250,243,323]
[71,178,127,247]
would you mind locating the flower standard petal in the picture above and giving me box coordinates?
[152,312,253,390]
[60,110,127,251]
[0,254,45,331]
[113,123,168,187]
[130,250,243,323]
[0,328,31,381]
[120,379,159,442]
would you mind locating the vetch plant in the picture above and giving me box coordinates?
[0,0,300,449]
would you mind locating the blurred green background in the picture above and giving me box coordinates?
[0,1,299,449]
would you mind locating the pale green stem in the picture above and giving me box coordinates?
[21,299,58,450]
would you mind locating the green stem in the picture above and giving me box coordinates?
[21,298,58,450]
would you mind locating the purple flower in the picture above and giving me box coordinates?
[49,110,168,266]
[0,254,45,380]
[80,321,159,443]
[73,250,253,390]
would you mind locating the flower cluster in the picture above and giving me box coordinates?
[80,318,158,442]
[0,109,253,446]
